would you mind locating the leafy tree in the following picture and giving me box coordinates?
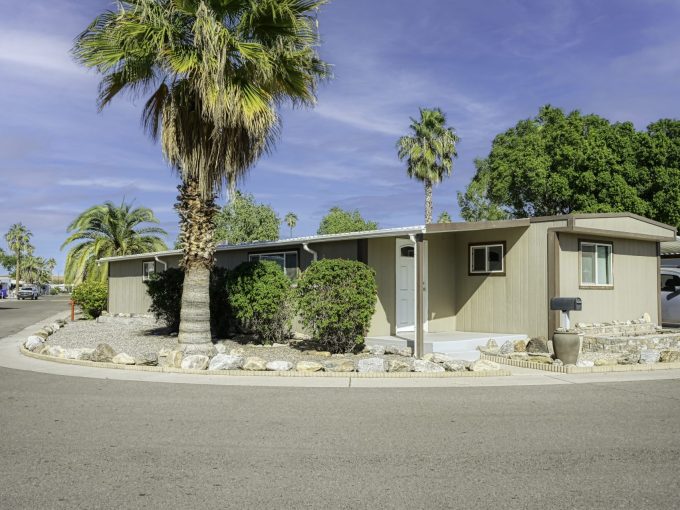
[317,207,377,235]
[436,211,452,223]
[4,223,32,286]
[74,0,329,353]
[397,108,460,223]
[61,201,167,284]
[0,248,16,274]
[457,159,510,222]
[214,191,280,245]
[284,212,298,238]
[461,105,680,227]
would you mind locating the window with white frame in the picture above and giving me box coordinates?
[249,251,298,279]
[580,241,613,286]
[469,243,505,274]
[142,261,155,281]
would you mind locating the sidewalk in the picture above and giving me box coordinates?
[3,311,680,388]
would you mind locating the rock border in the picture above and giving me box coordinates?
[481,353,680,374]
[20,346,511,378]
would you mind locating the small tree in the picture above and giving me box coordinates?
[227,261,292,343]
[71,281,108,319]
[317,207,378,235]
[215,192,281,244]
[296,259,378,353]
[284,212,298,238]
[437,211,452,223]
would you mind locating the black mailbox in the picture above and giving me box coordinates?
[550,297,582,312]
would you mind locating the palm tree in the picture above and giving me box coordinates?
[285,212,298,238]
[5,223,32,287]
[22,255,57,285]
[62,201,167,284]
[396,108,460,224]
[73,1,329,353]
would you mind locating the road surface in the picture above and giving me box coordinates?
[0,295,71,338]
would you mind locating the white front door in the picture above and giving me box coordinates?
[396,239,428,332]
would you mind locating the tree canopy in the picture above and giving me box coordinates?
[459,105,680,227]
[317,207,378,235]
[214,192,280,244]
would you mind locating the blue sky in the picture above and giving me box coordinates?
[2,0,680,275]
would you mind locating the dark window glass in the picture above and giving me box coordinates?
[471,247,487,272]
[488,245,503,272]
[661,274,680,291]
[400,246,414,258]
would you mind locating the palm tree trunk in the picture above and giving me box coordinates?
[15,252,20,290]
[424,179,433,224]
[228,176,237,203]
[175,177,218,356]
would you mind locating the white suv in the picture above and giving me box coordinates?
[17,286,39,300]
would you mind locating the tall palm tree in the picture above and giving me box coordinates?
[396,108,460,224]
[73,0,329,353]
[22,255,57,285]
[62,201,167,284]
[284,212,298,238]
[5,223,32,287]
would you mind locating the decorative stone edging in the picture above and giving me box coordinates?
[20,347,511,378]
[481,353,680,374]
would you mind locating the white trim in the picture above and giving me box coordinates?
[469,244,504,274]
[579,241,613,286]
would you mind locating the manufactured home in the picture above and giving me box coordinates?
[102,213,675,358]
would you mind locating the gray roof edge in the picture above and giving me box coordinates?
[98,225,427,263]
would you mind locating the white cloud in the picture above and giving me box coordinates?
[0,29,84,76]
[58,178,174,193]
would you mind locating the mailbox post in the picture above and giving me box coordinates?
[549,297,583,365]
[550,297,582,330]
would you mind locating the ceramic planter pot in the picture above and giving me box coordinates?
[552,332,581,365]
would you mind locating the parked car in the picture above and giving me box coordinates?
[17,285,39,300]
[660,267,680,325]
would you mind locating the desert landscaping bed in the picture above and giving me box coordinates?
[21,314,509,377]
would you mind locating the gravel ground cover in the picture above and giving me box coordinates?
[45,317,414,366]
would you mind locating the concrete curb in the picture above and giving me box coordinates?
[482,353,680,374]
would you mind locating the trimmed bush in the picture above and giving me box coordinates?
[71,281,108,318]
[227,260,292,343]
[296,259,377,353]
[145,267,232,337]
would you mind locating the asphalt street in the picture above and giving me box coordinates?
[0,295,71,338]
[1,364,679,509]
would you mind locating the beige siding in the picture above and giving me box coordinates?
[108,259,153,315]
[367,237,396,336]
[316,240,358,261]
[558,234,659,324]
[573,216,674,239]
[425,234,456,332]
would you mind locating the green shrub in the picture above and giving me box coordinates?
[145,267,232,337]
[227,261,292,343]
[71,280,108,319]
[296,259,377,353]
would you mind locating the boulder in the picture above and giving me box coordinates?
[208,354,244,370]
[594,358,617,367]
[242,357,267,371]
[368,345,386,356]
[498,340,515,356]
[357,357,387,373]
[42,345,65,358]
[24,336,45,352]
[230,347,246,357]
[135,353,158,366]
[266,360,294,371]
[431,352,455,363]
[413,360,445,373]
[508,353,529,361]
[271,343,288,348]
[528,355,553,364]
[292,331,312,341]
[660,350,680,363]
[34,330,50,340]
[387,359,411,372]
[420,353,435,362]
[470,359,501,372]
[91,343,116,363]
[398,347,413,357]
[639,349,661,364]
[295,361,324,372]
[576,359,595,368]
[112,353,136,365]
[553,359,564,366]
[180,354,210,370]
[617,354,640,365]
[513,340,527,352]
[483,339,499,353]
[526,338,549,353]
[63,348,92,360]
[77,349,94,361]
[181,343,217,357]
[384,345,400,355]
[166,350,183,368]
[50,322,61,331]
[641,312,651,323]
[443,360,467,372]
[157,348,172,358]
[324,359,356,372]
[214,344,228,354]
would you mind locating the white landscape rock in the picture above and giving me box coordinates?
[469,359,501,372]
[41,345,66,358]
[214,344,228,354]
[576,359,595,368]
[357,357,387,373]
[242,357,267,371]
[443,360,467,372]
[368,345,386,356]
[639,349,661,364]
[180,354,210,370]
[112,353,136,365]
[24,336,45,352]
[498,341,515,356]
[431,352,455,363]
[295,361,324,372]
[413,359,445,373]
[266,360,294,371]
[398,347,413,357]
[208,354,244,371]
[387,359,411,372]
[63,348,94,360]
[324,359,356,372]
[50,322,61,331]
